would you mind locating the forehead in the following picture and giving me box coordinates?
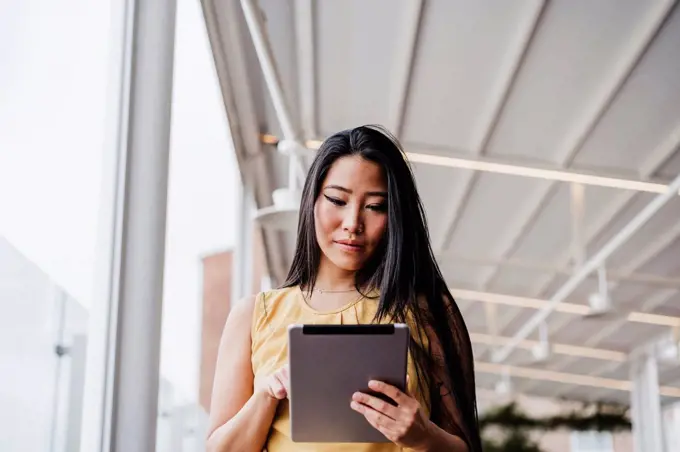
[323,155,386,189]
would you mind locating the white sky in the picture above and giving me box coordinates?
[0,0,238,403]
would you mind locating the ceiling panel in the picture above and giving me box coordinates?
[600,198,680,270]
[573,5,680,173]
[485,0,658,163]
[635,235,680,277]
[598,322,667,351]
[497,184,625,273]
[489,266,547,295]
[440,259,488,289]
[207,0,680,406]
[654,149,680,180]
[447,173,551,256]
[411,163,471,247]
[401,0,538,151]
[650,291,680,316]
[316,0,408,134]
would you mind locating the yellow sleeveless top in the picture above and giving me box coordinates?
[251,286,429,452]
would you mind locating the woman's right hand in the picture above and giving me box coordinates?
[255,366,290,400]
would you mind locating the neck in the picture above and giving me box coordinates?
[313,255,357,291]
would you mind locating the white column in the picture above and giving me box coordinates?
[231,179,254,303]
[65,335,87,452]
[79,0,177,451]
[631,352,664,452]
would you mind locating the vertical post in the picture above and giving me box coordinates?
[631,352,664,452]
[570,182,585,267]
[231,179,254,303]
[65,335,87,452]
[79,0,177,451]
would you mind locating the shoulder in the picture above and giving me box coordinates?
[229,287,293,318]
[228,294,258,323]
[248,286,301,333]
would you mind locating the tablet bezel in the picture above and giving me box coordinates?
[288,323,410,443]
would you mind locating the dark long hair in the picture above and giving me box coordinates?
[283,125,481,451]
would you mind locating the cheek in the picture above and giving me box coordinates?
[314,201,340,240]
[365,215,388,244]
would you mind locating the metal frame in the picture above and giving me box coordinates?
[79,0,177,451]
[450,288,680,328]
[386,0,424,137]
[485,121,680,362]
[295,0,317,140]
[202,0,289,283]
[204,1,680,427]
[631,352,665,451]
[454,0,676,327]
[493,172,680,363]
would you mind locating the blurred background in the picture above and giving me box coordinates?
[2,0,680,451]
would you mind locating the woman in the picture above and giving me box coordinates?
[207,126,481,452]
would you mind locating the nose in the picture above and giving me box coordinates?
[342,203,363,235]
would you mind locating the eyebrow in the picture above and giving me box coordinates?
[324,185,387,197]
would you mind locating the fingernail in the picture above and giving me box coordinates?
[368,380,378,389]
[350,401,359,410]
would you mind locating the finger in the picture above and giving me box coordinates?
[368,380,409,406]
[352,392,399,420]
[270,374,287,399]
[351,401,399,437]
[278,367,290,393]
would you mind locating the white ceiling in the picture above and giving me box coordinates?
[202,0,680,406]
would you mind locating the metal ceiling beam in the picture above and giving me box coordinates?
[549,289,678,401]
[476,20,680,350]
[436,0,546,251]
[520,223,680,396]
[276,134,680,194]
[507,124,680,392]
[437,253,680,289]
[386,0,424,137]
[202,0,288,282]
[450,288,680,328]
[474,361,680,398]
[457,0,676,323]
[294,0,317,140]
[241,0,300,141]
[470,332,626,362]
[486,121,680,356]
[492,172,680,364]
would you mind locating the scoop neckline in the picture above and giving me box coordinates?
[295,286,370,315]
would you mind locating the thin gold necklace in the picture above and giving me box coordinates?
[313,287,357,294]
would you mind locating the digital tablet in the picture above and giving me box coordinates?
[288,323,410,443]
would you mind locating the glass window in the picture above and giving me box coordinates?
[0,1,113,451]
[153,0,244,450]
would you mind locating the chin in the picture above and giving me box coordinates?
[329,254,365,272]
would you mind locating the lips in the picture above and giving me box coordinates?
[334,239,364,252]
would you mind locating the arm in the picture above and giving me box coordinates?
[351,300,470,452]
[205,295,279,452]
[416,414,468,452]
[351,379,468,452]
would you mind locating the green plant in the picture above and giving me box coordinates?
[479,401,631,451]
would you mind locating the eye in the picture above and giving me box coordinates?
[324,194,346,206]
[367,203,387,212]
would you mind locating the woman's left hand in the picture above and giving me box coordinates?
[351,379,433,451]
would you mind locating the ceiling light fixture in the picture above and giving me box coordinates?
[259,135,679,196]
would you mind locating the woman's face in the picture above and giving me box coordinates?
[314,155,388,273]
